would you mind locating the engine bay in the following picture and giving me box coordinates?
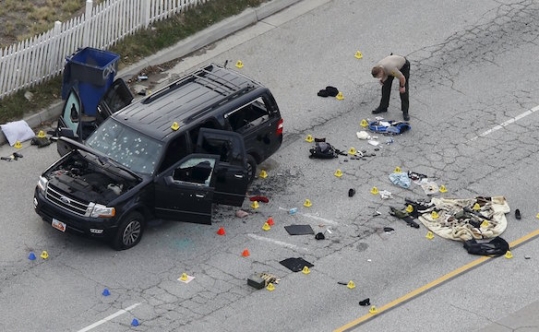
[46,152,139,204]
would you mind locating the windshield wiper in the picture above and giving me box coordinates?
[82,151,139,181]
[102,157,140,181]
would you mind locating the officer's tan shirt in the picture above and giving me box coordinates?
[377,55,406,80]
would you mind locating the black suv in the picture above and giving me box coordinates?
[33,64,284,250]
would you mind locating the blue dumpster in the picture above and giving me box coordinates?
[61,47,120,116]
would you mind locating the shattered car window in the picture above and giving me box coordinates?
[85,119,163,175]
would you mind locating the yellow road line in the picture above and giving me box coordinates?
[334,228,539,332]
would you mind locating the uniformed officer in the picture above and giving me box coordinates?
[371,54,411,121]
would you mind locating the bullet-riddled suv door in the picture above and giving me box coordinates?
[195,128,250,206]
[225,95,282,161]
[154,129,249,224]
[154,154,219,224]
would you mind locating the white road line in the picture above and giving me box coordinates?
[278,207,340,226]
[77,303,141,332]
[247,234,309,251]
[469,105,539,141]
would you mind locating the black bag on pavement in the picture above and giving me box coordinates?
[463,237,509,256]
[309,142,338,159]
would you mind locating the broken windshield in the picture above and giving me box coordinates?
[85,118,162,175]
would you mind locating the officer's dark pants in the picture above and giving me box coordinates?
[379,59,410,114]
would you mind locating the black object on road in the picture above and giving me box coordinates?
[463,206,492,220]
[1,152,23,161]
[279,257,314,272]
[463,237,509,256]
[389,206,420,228]
[285,225,314,235]
[314,232,325,240]
[359,298,371,306]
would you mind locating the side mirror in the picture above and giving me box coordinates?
[165,175,175,186]
[57,127,76,139]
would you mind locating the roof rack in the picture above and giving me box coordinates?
[140,64,248,105]
[192,66,243,95]
[185,85,254,123]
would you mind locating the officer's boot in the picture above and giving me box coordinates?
[403,110,410,121]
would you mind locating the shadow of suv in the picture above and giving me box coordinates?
[34,64,284,250]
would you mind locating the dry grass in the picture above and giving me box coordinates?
[0,0,269,124]
[0,0,102,48]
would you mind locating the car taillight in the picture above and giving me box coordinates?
[276,118,283,135]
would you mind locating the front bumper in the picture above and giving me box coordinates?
[33,187,119,239]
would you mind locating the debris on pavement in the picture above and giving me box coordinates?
[389,206,420,228]
[279,257,314,272]
[309,141,339,159]
[407,171,431,183]
[420,181,440,195]
[248,272,280,289]
[356,131,371,140]
[463,236,509,256]
[317,86,339,98]
[379,190,392,199]
[389,171,411,189]
[1,152,23,161]
[31,135,52,148]
[368,119,411,135]
[249,195,269,203]
[0,119,35,146]
[236,209,250,218]
[177,273,195,283]
[407,196,510,241]
[359,298,371,306]
[285,224,314,235]
[314,232,325,240]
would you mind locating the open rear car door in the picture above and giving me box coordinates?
[195,128,250,206]
[56,78,133,143]
[154,128,249,224]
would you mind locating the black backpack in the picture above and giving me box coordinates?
[309,142,338,159]
[463,237,509,256]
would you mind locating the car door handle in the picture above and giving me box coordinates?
[234,174,245,179]
[195,193,205,198]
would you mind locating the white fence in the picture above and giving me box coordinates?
[0,0,209,99]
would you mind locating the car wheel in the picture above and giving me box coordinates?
[111,211,145,250]
[246,155,257,185]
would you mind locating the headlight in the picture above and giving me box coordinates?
[37,176,48,192]
[88,203,116,218]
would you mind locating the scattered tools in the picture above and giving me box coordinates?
[389,206,420,228]
[248,272,280,289]
[404,197,433,217]
[1,152,23,161]
[31,136,52,148]
[463,206,492,220]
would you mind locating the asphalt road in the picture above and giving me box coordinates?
[1,0,539,331]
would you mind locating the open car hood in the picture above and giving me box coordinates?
[56,136,141,181]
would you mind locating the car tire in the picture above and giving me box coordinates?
[111,211,145,250]
[246,154,257,185]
